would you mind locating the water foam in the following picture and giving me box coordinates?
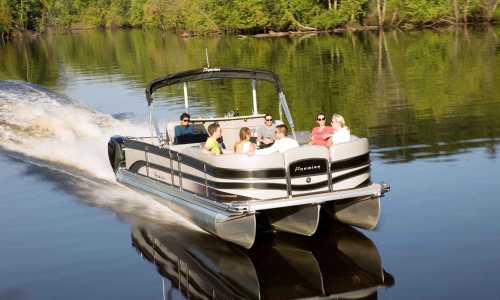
[0,80,147,180]
[0,80,204,231]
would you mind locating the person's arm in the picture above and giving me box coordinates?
[256,140,279,155]
[310,127,316,144]
[203,143,212,154]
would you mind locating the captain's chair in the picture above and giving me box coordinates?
[167,122,209,145]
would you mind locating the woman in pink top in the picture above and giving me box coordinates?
[310,112,334,145]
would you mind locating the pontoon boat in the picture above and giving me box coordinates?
[108,67,390,248]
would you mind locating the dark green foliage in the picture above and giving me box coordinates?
[0,0,499,36]
[0,0,13,34]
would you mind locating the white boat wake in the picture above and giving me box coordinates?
[0,80,203,230]
[0,80,147,180]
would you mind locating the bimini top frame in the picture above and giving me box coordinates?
[145,67,296,139]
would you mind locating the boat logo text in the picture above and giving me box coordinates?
[294,165,321,173]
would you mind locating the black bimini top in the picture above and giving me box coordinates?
[145,67,283,105]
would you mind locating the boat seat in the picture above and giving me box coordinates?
[182,147,285,171]
[166,122,177,144]
[329,136,369,161]
[166,122,209,145]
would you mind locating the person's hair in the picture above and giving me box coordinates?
[207,123,220,136]
[180,112,190,121]
[317,112,326,119]
[275,124,288,136]
[264,113,272,119]
[234,127,251,149]
[239,127,251,141]
[331,113,346,128]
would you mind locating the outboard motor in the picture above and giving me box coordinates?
[108,135,125,173]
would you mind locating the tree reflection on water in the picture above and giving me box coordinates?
[1,27,499,162]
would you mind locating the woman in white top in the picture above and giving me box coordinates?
[327,113,351,145]
[234,127,256,155]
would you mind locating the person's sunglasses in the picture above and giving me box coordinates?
[265,118,273,122]
[317,117,325,121]
[182,119,190,122]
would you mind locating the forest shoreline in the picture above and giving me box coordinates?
[2,0,499,42]
[3,21,498,42]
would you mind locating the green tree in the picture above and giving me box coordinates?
[0,0,13,35]
[128,0,146,26]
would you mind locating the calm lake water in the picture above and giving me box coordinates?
[1,27,500,299]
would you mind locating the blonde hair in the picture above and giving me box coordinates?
[331,113,347,128]
[234,127,251,149]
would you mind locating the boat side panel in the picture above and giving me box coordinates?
[333,166,370,191]
[124,148,146,170]
[330,137,369,162]
[122,138,375,203]
[213,188,287,200]
[182,147,286,177]
[147,152,173,185]
[330,138,370,190]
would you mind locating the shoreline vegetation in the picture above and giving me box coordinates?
[1,0,499,40]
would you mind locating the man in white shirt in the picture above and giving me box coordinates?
[256,124,299,155]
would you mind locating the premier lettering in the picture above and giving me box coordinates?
[294,165,321,173]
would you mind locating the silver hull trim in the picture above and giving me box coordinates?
[325,196,381,230]
[117,168,387,247]
[267,204,321,236]
[117,168,256,248]
[230,183,386,212]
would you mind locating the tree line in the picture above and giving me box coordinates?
[1,0,499,38]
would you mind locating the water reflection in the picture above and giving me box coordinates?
[132,222,394,299]
[1,27,500,163]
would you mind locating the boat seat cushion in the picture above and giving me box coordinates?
[329,136,369,161]
[182,147,285,170]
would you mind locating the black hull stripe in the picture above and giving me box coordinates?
[129,161,370,193]
[125,140,370,178]
[129,163,252,202]
[130,161,285,190]
[181,155,286,179]
[125,140,171,158]
[125,140,285,179]
[333,166,370,184]
[331,153,370,173]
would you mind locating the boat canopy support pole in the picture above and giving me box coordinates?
[148,102,162,145]
[279,92,296,139]
[148,104,154,136]
[183,82,189,112]
[252,79,258,115]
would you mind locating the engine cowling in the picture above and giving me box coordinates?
[108,135,125,173]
